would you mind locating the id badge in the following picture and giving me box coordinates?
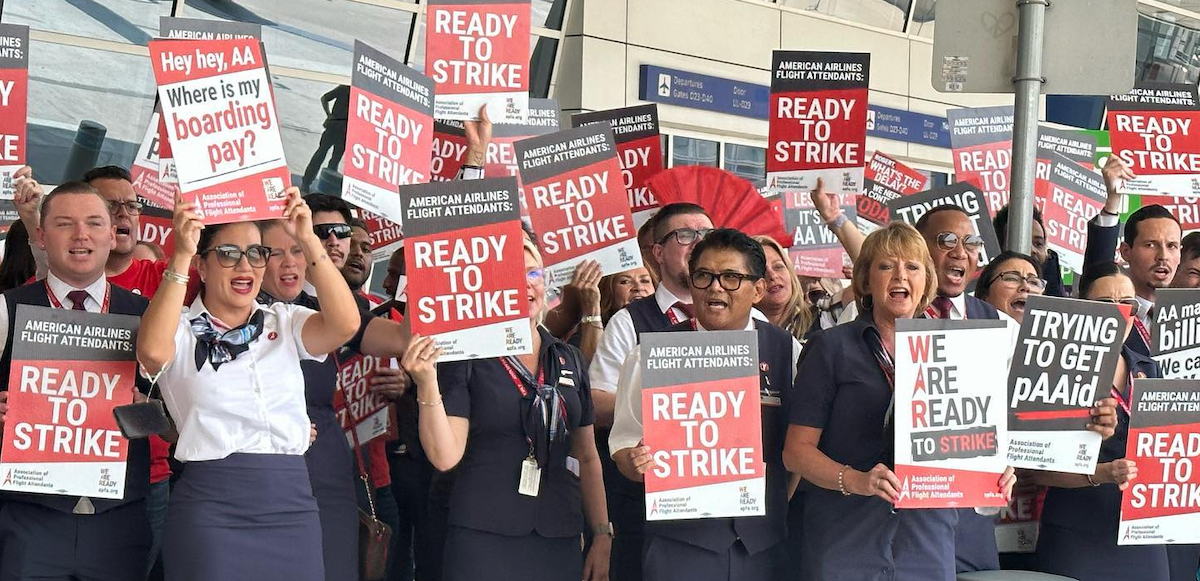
[761,394,782,407]
[519,457,542,497]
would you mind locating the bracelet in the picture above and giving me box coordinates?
[581,315,603,328]
[826,213,848,231]
[417,396,443,407]
[1101,209,1119,217]
[162,269,189,286]
[1087,472,1101,487]
[838,465,852,496]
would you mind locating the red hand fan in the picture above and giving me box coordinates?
[646,166,791,247]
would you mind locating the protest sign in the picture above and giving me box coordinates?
[333,353,392,446]
[399,176,531,361]
[1039,152,1107,272]
[148,38,289,224]
[138,203,176,257]
[780,188,855,278]
[431,98,558,183]
[894,319,1009,509]
[342,41,435,226]
[425,0,530,122]
[766,51,870,201]
[130,108,178,210]
[1142,195,1200,232]
[571,104,664,228]
[1107,82,1200,197]
[995,485,1045,553]
[1006,295,1128,473]
[859,152,928,230]
[640,330,765,521]
[949,106,1013,215]
[1151,289,1200,379]
[160,16,261,40]
[0,305,138,499]
[361,211,404,263]
[1118,379,1200,545]
[888,182,1001,266]
[514,124,641,286]
[0,23,29,223]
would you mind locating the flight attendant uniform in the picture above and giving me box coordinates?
[791,309,957,581]
[437,326,594,581]
[158,298,326,581]
[1032,347,1184,581]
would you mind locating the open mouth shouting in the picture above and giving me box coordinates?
[230,275,255,295]
[944,265,967,287]
[1010,296,1028,315]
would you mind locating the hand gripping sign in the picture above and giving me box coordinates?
[342,41,435,227]
[0,306,139,499]
[149,38,290,224]
[1107,82,1200,197]
[399,176,532,361]
[425,0,531,123]
[640,330,765,521]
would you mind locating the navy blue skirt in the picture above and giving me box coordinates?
[443,525,583,581]
[163,453,324,581]
[307,412,359,581]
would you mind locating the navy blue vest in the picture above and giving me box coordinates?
[963,295,1000,320]
[0,280,152,513]
[643,319,794,555]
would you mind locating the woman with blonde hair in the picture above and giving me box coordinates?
[753,235,814,341]
[784,222,1016,581]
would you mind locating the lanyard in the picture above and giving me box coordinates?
[499,356,544,398]
[1133,317,1151,351]
[1111,369,1135,416]
[499,356,567,455]
[45,281,111,313]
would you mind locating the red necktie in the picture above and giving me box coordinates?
[673,301,694,319]
[932,296,953,320]
[66,290,89,311]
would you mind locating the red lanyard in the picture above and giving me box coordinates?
[499,357,544,398]
[45,281,111,313]
[1111,369,1135,416]
[1133,317,1151,351]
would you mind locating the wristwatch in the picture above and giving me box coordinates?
[593,522,615,538]
[581,315,603,328]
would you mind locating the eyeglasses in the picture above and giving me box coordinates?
[935,232,985,253]
[990,271,1047,291]
[200,244,271,268]
[659,228,713,246]
[314,223,352,240]
[107,200,144,216]
[1093,297,1141,310]
[526,269,544,282]
[690,270,761,291]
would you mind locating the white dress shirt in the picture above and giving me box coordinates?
[156,297,324,462]
[588,285,693,394]
[608,318,803,456]
[0,273,108,355]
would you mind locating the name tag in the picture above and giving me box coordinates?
[566,456,580,478]
[761,395,782,407]
[518,457,541,497]
[558,377,575,388]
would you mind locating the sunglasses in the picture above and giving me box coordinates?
[935,232,985,253]
[201,244,271,268]
[314,223,352,240]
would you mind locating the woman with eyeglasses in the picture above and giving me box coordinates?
[784,222,1017,581]
[1026,261,1177,581]
[973,250,1046,323]
[136,189,360,581]
[403,238,611,581]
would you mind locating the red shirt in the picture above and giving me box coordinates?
[108,259,201,483]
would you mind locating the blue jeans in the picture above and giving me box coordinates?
[146,479,171,579]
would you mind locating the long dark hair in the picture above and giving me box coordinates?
[0,222,37,293]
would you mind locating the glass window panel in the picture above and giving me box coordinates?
[778,0,911,32]
[4,0,169,46]
[910,0,936,37]
[1134,11,1200,85]
[723,143,766,188]
[26,42,156,183]
[269,75,349,192]
[672,136,718,168]
[181,0,415,76]
[534,0,568,30]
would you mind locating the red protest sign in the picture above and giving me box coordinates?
[342,41,435,226]
[1108,83,1200,197]
[571,104,664,228]
[138,203,177,257]
[425,0,531,122]
[1037,153,1106,272]
[0,306,139,499]
[949,106,1013,216]
[399,177,532,361]
[1143,195,1200,232]
[781,189,853,278]
[859,152,927,228]
[515,124,642,287]
[640,330,765,521]
[767,51,869,201]
[333,353,391,446]
[359,210,404,264]
[1118,380,1200,545]
[148,38,289,224]
[130,107,179,210]
[0,23,29,220]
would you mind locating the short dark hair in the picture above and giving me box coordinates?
[304,194,353,223]
[974,250,1040,301]
[914,204,970,236]
[1124,205,1181,246]
[81,165,131,184]
[1183,232,1200,262]
[652,203,709,242]
[687,228,767,280]
[1077,261,1126,299]
[40,182,105,227]
[349,217,367,231]
[993,204,1044,249]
